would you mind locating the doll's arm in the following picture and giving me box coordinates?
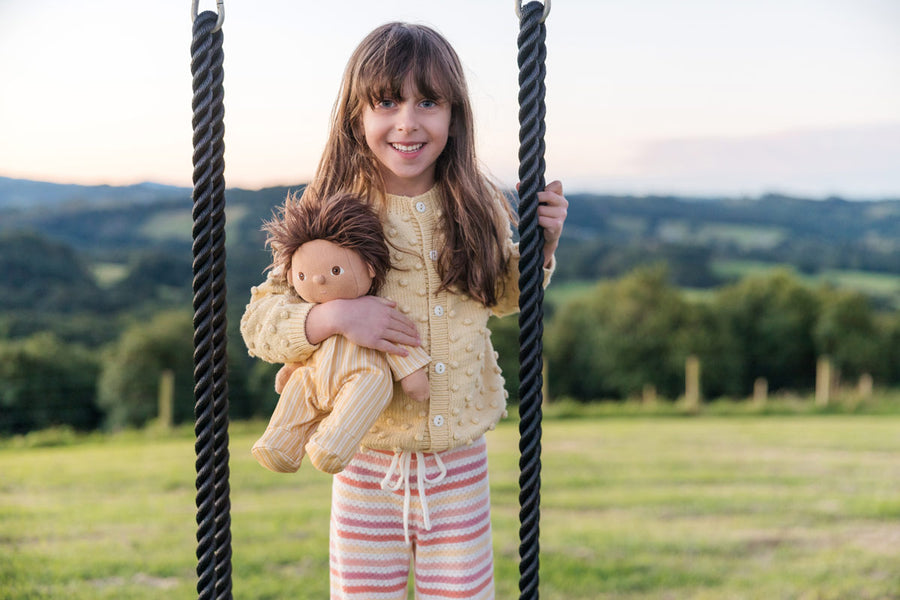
[240,272,320,364]
[400,368,430,402]
[386,346,431,402]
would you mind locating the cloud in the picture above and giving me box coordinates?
[628,123,900,198]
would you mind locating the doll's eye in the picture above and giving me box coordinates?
[297,272,305,281]
[331,266,344,276]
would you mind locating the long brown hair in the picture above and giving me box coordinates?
[263,192,391,296]
[304,22,514,307]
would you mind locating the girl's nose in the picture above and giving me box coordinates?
[313,274,326,285]
[396,103,419,132]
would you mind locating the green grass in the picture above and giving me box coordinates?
[4,412,900,599]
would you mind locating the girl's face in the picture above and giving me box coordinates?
[361,76,451,197]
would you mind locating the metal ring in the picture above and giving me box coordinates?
[192,0,225,32]
[515,0,550,23]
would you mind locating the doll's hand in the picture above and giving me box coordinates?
[400,368,430,402]
[275,363,301,394]
[308,296,421,356]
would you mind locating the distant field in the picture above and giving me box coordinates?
[3,411,900,599]
[712,259,900,307]
[544,279,597,307]
[137,205,250,243]
[545,260,900,311]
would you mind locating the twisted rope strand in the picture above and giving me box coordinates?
[191,11,231,600]
[517,2,548,599]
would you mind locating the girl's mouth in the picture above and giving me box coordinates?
[391,143,424,153]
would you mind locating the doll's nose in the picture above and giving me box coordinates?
[313,274,326,285]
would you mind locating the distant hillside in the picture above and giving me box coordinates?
[2,177,900,312]
[0,176,190,209]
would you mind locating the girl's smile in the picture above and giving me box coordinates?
[362,77,451,197]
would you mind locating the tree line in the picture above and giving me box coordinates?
[2,265,898,435]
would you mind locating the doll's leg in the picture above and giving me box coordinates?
[306,344,393,474]
[251,366,322,473]
[305,365,392,474]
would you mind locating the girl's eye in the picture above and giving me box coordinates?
[297,272,305,281]
[331,266,344,276]
[420,99,437,108]
[376,99,396,109]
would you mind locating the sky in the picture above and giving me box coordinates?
[0,0,898,198]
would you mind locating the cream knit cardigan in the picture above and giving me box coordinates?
[241,186,554,453]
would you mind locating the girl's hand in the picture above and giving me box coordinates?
[307,296,421,356]
[538,180,568,266]
[519,180,569,268]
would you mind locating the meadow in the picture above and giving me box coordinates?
[3,405,900,599]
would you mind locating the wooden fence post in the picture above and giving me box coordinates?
[753,377,768,407]
[815,357,832,407]
[542,359,549,406]
[643,383,657,406]
[158,369,174,429]
[685,355,701,411]
[858,373,873,398]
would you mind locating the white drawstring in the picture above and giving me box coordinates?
[380,451,447,544]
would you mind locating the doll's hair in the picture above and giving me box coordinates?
[263,192,391,296]
[303,22,514,307]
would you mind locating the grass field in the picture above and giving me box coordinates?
[3,410,900,599]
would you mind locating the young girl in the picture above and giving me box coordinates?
[240,22,567,599]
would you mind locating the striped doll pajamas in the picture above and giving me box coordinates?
[330,436,494,599]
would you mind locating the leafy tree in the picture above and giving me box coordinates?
[107,250,192,309]
[246,359,281,417]
[882,314,900,386]
[487,315,520,402]
[0,231,102,313]
[97,310,256,428]
[712,269,820,393]
[813,287,883,381]
[97,310,197,428]
[675,300,745,399]
[546,266,694,400]
[0,333,101,434]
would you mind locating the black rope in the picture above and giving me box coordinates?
[516,2,548,599]
[191,10,232,600]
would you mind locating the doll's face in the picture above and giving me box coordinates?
[290,239,375,303]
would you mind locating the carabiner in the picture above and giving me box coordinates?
[192,0,225,33]
[515,0,550,23]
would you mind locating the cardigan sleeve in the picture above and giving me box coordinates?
[490,238,556,318]
[385,345,431,380]
[239,270,321,364]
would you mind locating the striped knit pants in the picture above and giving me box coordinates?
[330,437,494,599]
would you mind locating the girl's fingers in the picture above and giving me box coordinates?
[544,180,563,196]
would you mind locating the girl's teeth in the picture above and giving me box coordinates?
[392,143,423,152]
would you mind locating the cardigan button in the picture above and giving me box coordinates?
[433,415,445,427]
[415,201,427,213]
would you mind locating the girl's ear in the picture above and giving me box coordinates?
[367,263,376,278]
